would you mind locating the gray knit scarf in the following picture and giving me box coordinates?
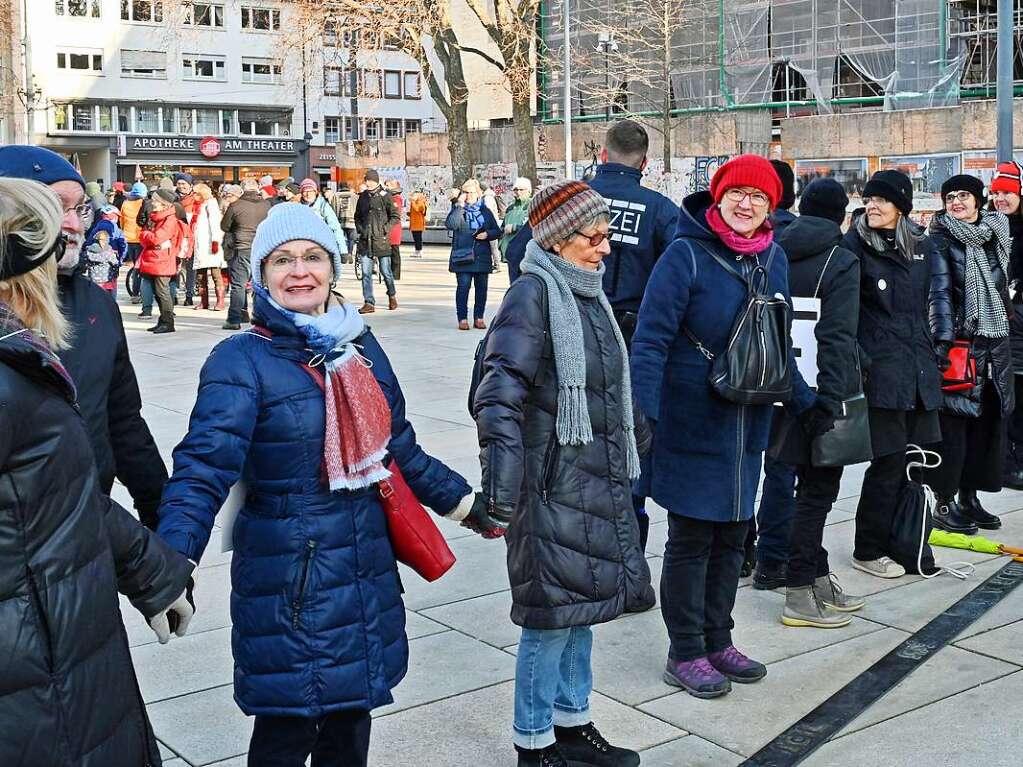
[939,210,1011,338]
[521,240,640,479]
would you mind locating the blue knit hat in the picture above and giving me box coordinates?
[250,202,342,287]
[131,181,148,197]
[0,145,85,189]
[172,172,194,185]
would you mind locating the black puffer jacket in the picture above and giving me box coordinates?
[355,188,399,259]
[843,212,946,413]
[770,215,861,465]
[0,321,193,767]
[1008,214,1023,373]
[474,273,655,630]
[58,273,167,526]
[928,212,1014,418]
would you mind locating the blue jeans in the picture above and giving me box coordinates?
[755,455,797,567]
[513,626,592,750]
[141,275,178,313]
[455,271,489,321]
[361,255,395,305]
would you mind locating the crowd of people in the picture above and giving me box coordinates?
[2,118,1023,767]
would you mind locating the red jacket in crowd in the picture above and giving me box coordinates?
[138,208,182,277]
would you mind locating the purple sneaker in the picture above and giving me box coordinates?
[662,657,731,698]
[707,645,767,683]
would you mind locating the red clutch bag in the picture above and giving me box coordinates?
[378,463,456,582]
[942,340,977,392]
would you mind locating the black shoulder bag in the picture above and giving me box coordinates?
[684,243,793,405]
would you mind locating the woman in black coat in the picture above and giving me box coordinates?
[842,170,948,579]
[925,174,1014,531]
[770,179,866,628]
[0,177,195,767]
[474,181,653,767]
[989,161,1023,490]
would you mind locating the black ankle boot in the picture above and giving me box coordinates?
[740,546,756,578]
[958,489,1001,530]
[554,723,639,767]
[515,743,568,767]
[752,560,787,590]
[932,496,979,535]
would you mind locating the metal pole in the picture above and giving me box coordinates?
[21,0,34,143]
[604,45,610,123]
[563,0,572,180]
[997,0,1013,161]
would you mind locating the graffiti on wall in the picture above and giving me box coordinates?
[406,165,455,224]
[641,156,731,201]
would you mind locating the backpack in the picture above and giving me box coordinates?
[467,273,548,417]
[683,242,793,405]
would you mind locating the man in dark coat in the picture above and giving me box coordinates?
[220,177,271,330]
[0,146,168,530]
[355,169,399,313]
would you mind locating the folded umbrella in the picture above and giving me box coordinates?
[929,530,1023,561]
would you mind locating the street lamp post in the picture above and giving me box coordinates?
[597,30,618,123]
[563,0,572,180]
[996,0,1013,161]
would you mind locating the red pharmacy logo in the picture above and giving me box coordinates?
[199,137,222,159]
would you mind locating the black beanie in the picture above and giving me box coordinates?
[862,169,914,215]
[940,174,986,209]
[799,178,849,225]
[771,160,796,211]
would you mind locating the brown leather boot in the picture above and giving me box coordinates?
[358,303,376,314]
[388,296,398,310]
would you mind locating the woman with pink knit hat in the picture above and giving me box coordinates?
[631,155,820,699]
[300,178,348,262]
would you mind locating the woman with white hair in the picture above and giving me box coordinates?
[501,177,532,265]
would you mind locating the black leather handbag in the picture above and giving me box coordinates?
[684,243,793,405]
[811,391,873,467]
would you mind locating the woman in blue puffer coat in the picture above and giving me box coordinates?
[157,203,502,766]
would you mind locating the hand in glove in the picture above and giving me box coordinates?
[935,341,952,373]
[461,493,509,539]
[798,400,836,440]
[149,563,197,644]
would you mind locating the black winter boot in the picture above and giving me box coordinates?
[752,560,787,590]
[554,723,639,767]
[516,743,569,767]
[932,497,979,535]
[958,489,1001,530]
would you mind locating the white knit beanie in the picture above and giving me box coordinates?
[250,202,342,287]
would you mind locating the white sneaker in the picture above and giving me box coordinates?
[851,556,906,579]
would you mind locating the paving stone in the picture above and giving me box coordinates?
[404,609,449,640]
[639,628,908,756]
[807,671,1023,767]
[132,626,234,704]
[421,590,518,648]
[202,758,247,767]
[147,685,250,766]
[955,620,1023,665]
[638,735,745,766]
[400,534,510,611]
[371,681,683,766]
[838,645,1018,736]
[377,631,517,716]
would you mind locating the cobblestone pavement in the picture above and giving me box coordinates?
[112,246,1023,767]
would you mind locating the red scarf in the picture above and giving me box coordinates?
[706,204,774,255]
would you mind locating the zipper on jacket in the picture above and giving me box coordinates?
[541,432,559,504]
[26,567,56,671]
[488,444,499,516]
[735,406,745,522]
[291,540,317,630]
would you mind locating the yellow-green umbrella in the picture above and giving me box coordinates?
[929,530,1023,560]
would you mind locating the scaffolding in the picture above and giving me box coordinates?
[540,0,1022,119]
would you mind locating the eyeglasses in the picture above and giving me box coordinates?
[268,252,331,272]
[723,188,770,208]
[571,230,609,247]
[64,201,93,221]
[945,191,974,203]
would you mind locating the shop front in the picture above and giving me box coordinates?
[115,135,305,189]
[309,145,339,189]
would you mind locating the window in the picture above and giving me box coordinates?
[182,55,226,81]
[343,30,360,48]
[324,67,346,96]
[183,2,224,27]
[54,104,69,131]
[404,119,421,134]
[384,118,402,139]
[364,118,381,140]
[323,21,339,47]
[161,108,174,134]
[403,72,421,99]
[57,49,103,73]
[121,0,163,22]
[56,0,100,17]
[324,117,341,144]
[242,57,282,84]
[196,108,220,134]
[136,105,159,133]
[238,109,290,136]
[222,109,235,134]
[241,6,281,31]
[383,70,402,99]
[73,106,94,132]
[342,116,357,140]
[179,108,194,134]
[121,50,166,79]
[116,104,132,132]
[360,70,381,98]
[97,104,113,131]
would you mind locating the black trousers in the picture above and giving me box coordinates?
[248,709,371,767]
[788,465,843,587]
[854,451,908,561]
[228,248,252,324]
[412,230,423,250]
[660,514,747,661]
[152,275,174,326]
[924,382,1006,497]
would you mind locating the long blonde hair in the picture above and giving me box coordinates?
[0,178,71,350]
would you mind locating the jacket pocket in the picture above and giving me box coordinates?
[290,540,317,630]
[541,432,560,504]
[26,568,55,672]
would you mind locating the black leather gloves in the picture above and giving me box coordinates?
[461,493,509,539]
[798,399,837,440]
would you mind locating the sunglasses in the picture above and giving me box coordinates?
[571,230,609,247]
